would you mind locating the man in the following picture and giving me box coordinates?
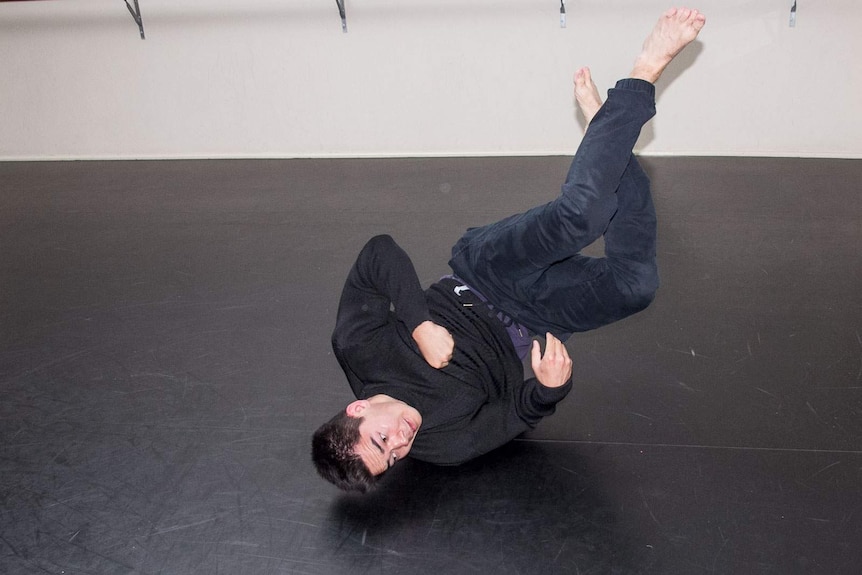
[313,8,707,493]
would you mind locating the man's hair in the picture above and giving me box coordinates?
[312,410,379,493]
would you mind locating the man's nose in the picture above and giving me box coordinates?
[391,428,409,448]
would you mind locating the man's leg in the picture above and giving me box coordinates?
[449,8,706,339]
[518,150,658,338]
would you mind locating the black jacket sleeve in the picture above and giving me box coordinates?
[332,235,431,351]
[410,375,572,465]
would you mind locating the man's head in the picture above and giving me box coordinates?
[312,394,422,492]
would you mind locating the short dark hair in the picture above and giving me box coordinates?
[312,410,379,493]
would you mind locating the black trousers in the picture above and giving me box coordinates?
[449,78,660,341]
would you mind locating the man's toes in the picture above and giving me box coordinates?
[576,67,588,79]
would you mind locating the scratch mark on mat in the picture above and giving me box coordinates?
[639,488,661,526]
[629,412,654,422]
[807,461,841,481]
[553,542,566,563]
[151,516,218,535]
[806,402,823,422]
[674,380,699,392]
[711,531,730,573]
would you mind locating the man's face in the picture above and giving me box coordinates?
[346,396,422,476]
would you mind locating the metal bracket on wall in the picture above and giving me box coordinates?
[123,0,145,39]
[335,0,347,32]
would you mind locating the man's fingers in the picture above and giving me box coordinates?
[557,337,570,359]
[550,334,570,360]
[532,334,573,389]
[544,333,571,369]
[530,340,541,370]
[545,332,562,357]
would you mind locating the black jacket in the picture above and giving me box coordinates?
[331,235,572,465]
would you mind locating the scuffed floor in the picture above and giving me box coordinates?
[1,156,860,574]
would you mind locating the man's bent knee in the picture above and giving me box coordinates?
[616,260,659,313]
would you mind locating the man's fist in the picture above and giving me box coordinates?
[412,321,455,369]
[531,333,573,388]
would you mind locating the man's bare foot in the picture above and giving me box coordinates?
[631,7,706,84]
[574,67,603,126]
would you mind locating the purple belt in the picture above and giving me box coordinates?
[441,276,532,360]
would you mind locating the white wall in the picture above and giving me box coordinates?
[1,0,859,160]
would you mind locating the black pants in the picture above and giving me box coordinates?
[449,78,660,340]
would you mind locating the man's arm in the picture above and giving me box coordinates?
[411,370,573,465]
[512,333,573,425]
[332,235,453,367]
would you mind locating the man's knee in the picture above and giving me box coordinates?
[366,234,395,249]
[618,261,659,312]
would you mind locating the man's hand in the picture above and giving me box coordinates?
[412,320,454,369]
[531,333,573,388]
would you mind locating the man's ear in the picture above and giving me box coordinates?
[345,400,369,418]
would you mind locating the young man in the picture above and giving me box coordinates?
[313,8,707,493]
